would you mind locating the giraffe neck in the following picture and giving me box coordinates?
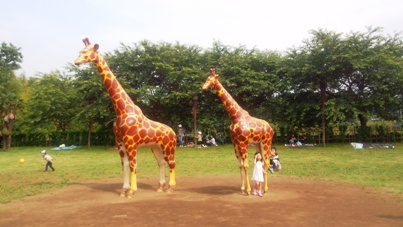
[214,81,249,122]
[93,54,139,116]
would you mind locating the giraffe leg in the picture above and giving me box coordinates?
[244,160,251,195]
[162,140,176,193]
[167,168,176,193]
[124,144,138,198]
[235,147,248,195]
[114,124,130,197]
[121,158,138,199]
[239,167,251,195]
[262,141,272,194]
[245,174,251,195]
[264,172,269,194]
[127,171,138,198]
[263,156,270,194]
[120,152,131,197]
[238,160,252,195]
[237,145,251,195]
[258,142,270,194]
[151,148,168,192]
[166,149,176,193]
[240,167,250,195]
[236,149,246,194]
[239,167,247,195]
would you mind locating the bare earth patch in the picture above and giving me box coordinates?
[1,176,402,226]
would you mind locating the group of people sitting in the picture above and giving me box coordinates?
[197,131,218,147]
[287,134,314,146]
[177,124,220,148]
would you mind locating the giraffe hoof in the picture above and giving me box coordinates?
[166,188,174,194]
[241,189,251,196]
[157,183,166,192]
[120,189,128,197]
[126,191,136,198]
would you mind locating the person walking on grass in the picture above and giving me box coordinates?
[251,152,266,197]
[41,150,55,172]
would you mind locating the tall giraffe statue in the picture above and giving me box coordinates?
[74,38,176,198]
[202,68,274,195]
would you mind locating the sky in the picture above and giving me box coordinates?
[1,0,402,77]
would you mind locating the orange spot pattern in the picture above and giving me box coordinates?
[75,39,176,188]
[95,58,177,172]
[203,68,274,192]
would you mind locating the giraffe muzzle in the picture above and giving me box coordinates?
[74,59,84,66]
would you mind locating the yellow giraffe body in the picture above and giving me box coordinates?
[75,38,176,198]
[203,69,274,195]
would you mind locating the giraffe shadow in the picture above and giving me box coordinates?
[82,182,154,194]
[186,185,239,195]
[378,215,403,220]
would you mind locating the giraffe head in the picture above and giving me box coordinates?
[202,68,219,90]
[74,37,100,65]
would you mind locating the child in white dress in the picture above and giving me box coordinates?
[251,152,266,197]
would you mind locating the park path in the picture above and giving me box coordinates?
[0,176,402,226]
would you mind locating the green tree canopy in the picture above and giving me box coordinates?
[0,42,23,150]
[20,72,79,133]
[8,27,403,146]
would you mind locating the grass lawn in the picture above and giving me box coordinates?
[0,143,402,204]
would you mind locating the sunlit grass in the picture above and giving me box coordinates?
[0,143,402,204]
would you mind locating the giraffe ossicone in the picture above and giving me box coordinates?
[202,68,274,195]
[75,38,177,198]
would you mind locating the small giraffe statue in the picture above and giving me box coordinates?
[202,68,274,195]
[74,38,176,198]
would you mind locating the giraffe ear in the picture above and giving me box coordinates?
[94,44,99,51]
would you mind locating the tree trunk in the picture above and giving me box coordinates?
[192,101,198,147]
[2,135,8,151]
[320,79,327,146]
[357,114,368,127]
[87,117,93,148]
[2,110,15,151]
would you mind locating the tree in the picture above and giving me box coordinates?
[0,42,23,71]
[281,29,386,144]
[110,41,206,130]
[337,27,403,126]
[281,27,403,143]
[0,42,23,150]
[200,42,283,133]
[7,30,403,146]
[69,64,115,147]
[17,72,79,145]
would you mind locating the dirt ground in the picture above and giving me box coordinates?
[1,176,402,227]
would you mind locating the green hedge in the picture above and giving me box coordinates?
[7,124,403,147]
